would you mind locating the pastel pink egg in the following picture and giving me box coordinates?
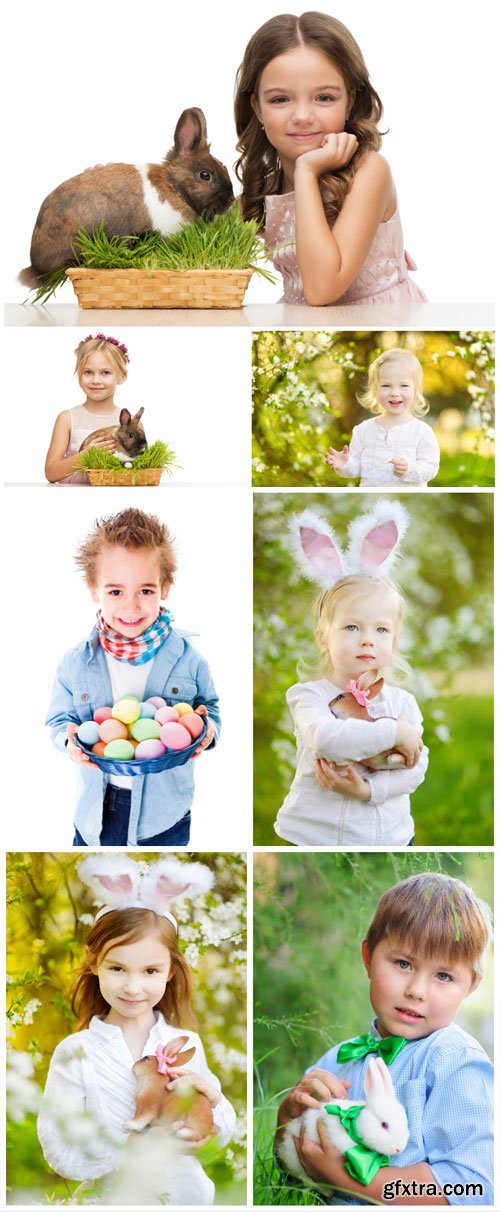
[155,705,180,725]
[135,739,167,760]
[178,712,204,740]
[147,696,167,710]
[160,722,192,751]
[99,718,129,743]
[94,706,113,724]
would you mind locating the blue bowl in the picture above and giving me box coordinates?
[75,718,208,776]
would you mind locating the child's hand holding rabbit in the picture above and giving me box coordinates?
[277,1070,352,1126]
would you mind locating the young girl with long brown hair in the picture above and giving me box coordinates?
[37,857,236,1205]
[235,12,427,306]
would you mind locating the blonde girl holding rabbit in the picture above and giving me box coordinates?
[235,12,427,307]
[45,333,129,485]
[325,349,441,487]
[37,856,235,1206]
[274,501,428,847]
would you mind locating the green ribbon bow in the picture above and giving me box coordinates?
[337,1033,407,1066]
[325,1102,389,1186]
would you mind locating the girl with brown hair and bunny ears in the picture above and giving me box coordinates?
[37,856,236,1206]
[274,500,428,848]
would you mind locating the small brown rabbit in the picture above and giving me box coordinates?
[124,1035,214,1142]
[79,406,147,467]
[329,678,406,771]
[20,108,234,287]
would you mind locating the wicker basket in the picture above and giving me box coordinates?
[66,266,253,309]
[84,468,163,486]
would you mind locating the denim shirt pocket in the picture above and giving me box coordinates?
[398,1076,427,1160]
[72,682,94,722]
[164,676,199,707]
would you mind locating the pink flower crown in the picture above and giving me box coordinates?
[78,333,129,363]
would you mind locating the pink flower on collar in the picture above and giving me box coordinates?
[155,1042,177,1074]
[345,679,371,708]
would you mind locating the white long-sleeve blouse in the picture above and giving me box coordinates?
[274,678,428,846]
[336,417,440,486]
[37,1012,236,1203]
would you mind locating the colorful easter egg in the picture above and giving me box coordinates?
[173,702,193,716]
[112,698,141,725]
[139,701,156,719]
[91,741,108,756]
[93,706,113,725]
[99,718,129,743]
[135,739,167,760]
[178,712,204,740]
[155,705,180,725]
[104,739,135,760]
[147,696,167,710]
[130,718,162,742]
[77,721,100,746]
[160,722,192,750]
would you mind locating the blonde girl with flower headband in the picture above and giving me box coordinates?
[37,856,236,1206]
[325,349,441,487]
[274,501,428,847]
[45,333,130,485]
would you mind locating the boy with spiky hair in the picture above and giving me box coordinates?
[46,507,219,847]
[277,873,493,1205]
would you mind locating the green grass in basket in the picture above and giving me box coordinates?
[29,204,276,302]
[77,440,178,473]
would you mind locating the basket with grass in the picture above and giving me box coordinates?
[76,440,178,486]
[31,206,275,309]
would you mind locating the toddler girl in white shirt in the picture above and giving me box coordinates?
[274,501,428,846]
[325,348,440,487]
[37,856,236,1205]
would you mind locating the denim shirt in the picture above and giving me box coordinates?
[45,625,220,845]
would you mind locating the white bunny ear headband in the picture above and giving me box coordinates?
[78,855,214,932]
[289,500,409,591]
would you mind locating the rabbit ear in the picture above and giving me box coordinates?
[174,107,207,154]
[119,408,132,426]
[78,855,141,908]
[366,677,385,699]
[163,1035,191,1058]
[374,1056,396,1096]
[364,1057,388,1101]
[141,858,214,912]
[134,407,145,422]
[346,500,409,577]
[289,509,346,589]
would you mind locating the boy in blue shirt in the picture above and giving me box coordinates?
[276,872,493,1205]
[46,507,220,847]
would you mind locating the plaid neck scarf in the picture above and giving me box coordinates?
[96,606,172,665]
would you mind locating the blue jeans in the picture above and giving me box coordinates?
[407,837,415,847]
[73,785,191,847]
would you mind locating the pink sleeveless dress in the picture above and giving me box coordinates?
[56,402,120,485]
[264,191,428,305]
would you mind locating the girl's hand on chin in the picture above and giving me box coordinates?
[295,131,359,177]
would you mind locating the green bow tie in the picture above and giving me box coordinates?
[325,1102,389,1186]
[338,1032,407,1066]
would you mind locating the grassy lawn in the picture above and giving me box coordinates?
[254,695,493,847]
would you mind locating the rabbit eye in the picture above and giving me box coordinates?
[198,170,212,181]
[334,694,345,702]
[381,1121,389,1130]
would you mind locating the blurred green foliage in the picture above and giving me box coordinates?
[253,492,493,845]
[252,331,495,487]
[6,852,247,1205]
[253,852,494,1205]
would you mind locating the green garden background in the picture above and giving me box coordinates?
[253,851,494,1206]
[6,852,246,1206]
[254,492,493,846]
[252,331,494,488]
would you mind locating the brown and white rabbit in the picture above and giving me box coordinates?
[124,1035,214,1142]
[79,406,147,467]
[19,108,234,287]
[329,677,406,771]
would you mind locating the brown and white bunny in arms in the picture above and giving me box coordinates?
[79,406,147,467]
[124,1035,215,1141]
[329,678,406,771]
[20,108,234,287]
[276,1057,408,1188]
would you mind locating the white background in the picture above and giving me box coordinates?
[3,487,253,851]
[4,326,251,485]
[4,0,497,305]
